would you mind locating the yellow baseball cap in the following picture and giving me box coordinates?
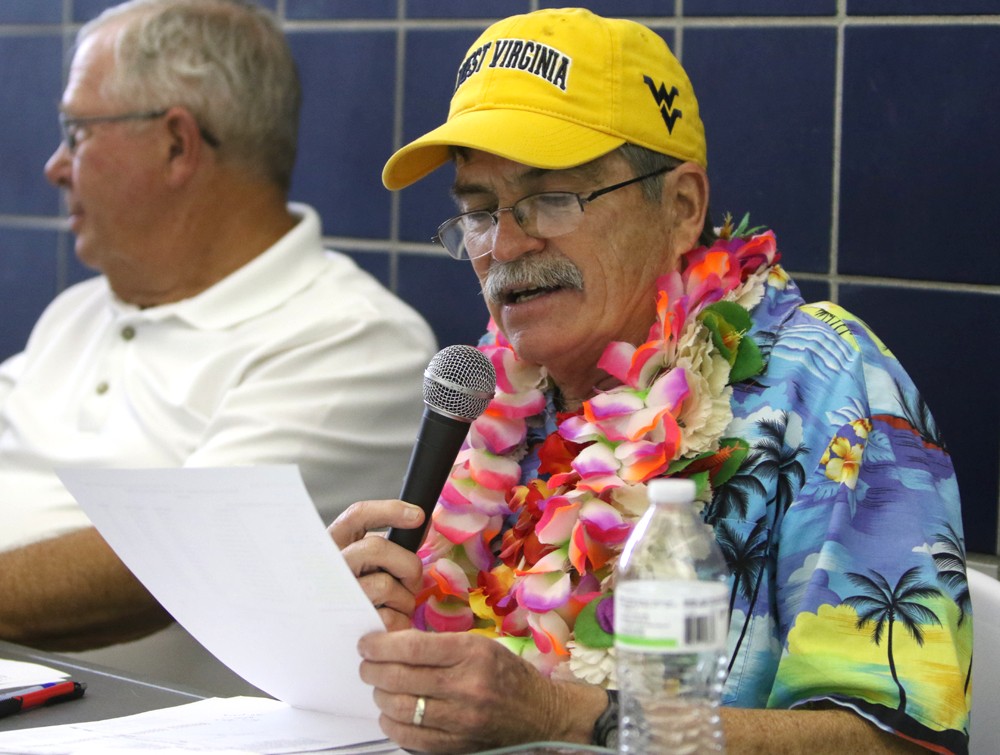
[382,7,706,190]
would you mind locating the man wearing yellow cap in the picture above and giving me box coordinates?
[332,8,969,753]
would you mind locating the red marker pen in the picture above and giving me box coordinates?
[0,681,87,718]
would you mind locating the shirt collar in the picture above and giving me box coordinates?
[108,203,327,329]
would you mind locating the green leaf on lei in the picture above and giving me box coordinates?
[686,470,710,498]
[574,595,614,649]
[665,457,697,475]
[698,300,764,384]
[728,212,767,240]
[496,635,534,656]
[699,301,752,364]
[729,336,764,383]
[711,438,750,488]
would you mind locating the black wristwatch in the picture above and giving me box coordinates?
[591,689,619,748]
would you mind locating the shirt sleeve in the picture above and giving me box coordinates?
[182,310,437,525]
[720,300,970,754]
[0,351,26,413]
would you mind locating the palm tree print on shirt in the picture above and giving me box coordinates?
[843,567,943,712]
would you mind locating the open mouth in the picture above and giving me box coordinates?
[505,285,562,304]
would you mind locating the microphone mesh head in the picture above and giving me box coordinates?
[423,345,496,422]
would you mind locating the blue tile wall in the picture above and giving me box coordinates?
[794,279,830,304]
[407,0,532,19]
[0,1,996,557]
[285,0,396,21]
[685,26,836,272]
[849,0,999,14]
[0,228,59,358]
[397,254,490,350]
[684,0,835,15]
[397,28,483,246]
[286,0,395,21]
[73,0,127,22]
[538,0,676,15]
[0,34,63,216]
[840,25,1000,285]
[0,5,61,23]
[288,30,397,239]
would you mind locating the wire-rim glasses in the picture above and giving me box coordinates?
[432,165,675,261]
[59,109,221,153]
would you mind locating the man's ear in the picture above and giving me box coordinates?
[162,106,206,186]
[664,161,710,251]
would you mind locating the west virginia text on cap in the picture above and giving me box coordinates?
[382,7,707,191]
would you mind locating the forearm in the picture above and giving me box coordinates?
[0,528,172,651]
[545,679,610,745]
[721,706,925,754]
[553,689,922,752]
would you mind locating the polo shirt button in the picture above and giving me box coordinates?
[121,326,136,340]
[96,381,109,395]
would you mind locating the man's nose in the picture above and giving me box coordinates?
[44,141,72,187]
[489,209,544,264]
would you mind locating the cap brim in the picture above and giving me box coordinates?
[382,108,625,190]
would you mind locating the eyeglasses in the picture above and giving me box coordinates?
[432,165,675,260]
[58,109,221,153]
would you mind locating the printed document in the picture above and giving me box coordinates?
[0,465,392,752]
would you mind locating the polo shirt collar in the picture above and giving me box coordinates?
[107,203,327,329]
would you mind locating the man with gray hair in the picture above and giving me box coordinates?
[0,0,435,689]
[332,7,968,753]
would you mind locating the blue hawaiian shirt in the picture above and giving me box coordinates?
[710,272,969,752]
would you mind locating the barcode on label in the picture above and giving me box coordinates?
[685,614,716,645]
[615,580,729,653]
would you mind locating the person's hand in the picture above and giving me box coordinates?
[358,629,602,753]
[328,500,425,631]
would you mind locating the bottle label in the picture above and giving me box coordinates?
[614,580,729,653]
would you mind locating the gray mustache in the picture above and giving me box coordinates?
[482,255,584,305]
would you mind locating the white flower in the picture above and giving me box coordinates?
[727,266,771,310]
[609,484,651,519]
[674,322,734,457]
[566,641,617,687]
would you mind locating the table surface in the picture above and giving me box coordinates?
[0,639,208,732]
[0,641,611,754]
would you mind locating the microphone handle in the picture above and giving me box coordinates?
[387,406,471,552]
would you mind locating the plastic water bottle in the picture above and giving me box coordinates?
[614,478,730,754]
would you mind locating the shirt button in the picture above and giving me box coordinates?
[121,326,136,340]
[96,381,109,395]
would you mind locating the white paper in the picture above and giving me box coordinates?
[0,659,69,692]
[0,697,399,754]
[54,466,383,719]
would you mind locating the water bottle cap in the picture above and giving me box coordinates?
[647,477,696,504]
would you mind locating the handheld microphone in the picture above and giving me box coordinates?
[387,345,496,552]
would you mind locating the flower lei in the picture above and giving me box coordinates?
[414,217,782,686]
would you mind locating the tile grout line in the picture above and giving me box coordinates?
[830,0,847,302]
[386,0,408,294]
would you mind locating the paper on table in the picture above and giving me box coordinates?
[56,466,383,719]
[0,697,398,754]
[0,659,69,692]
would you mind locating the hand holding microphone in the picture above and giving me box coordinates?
[387,345,496,552]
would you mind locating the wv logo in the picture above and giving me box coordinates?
[643,76,682,133]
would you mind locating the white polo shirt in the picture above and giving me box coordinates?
[0,203,437,551]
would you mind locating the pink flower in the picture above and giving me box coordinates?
[535,497,580,545]
[526,610,572,657]
[432,505,492,545]
[516,570,572,612]
[423,595,474,632]
[468,448,522,491]
[468,412,526,454]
